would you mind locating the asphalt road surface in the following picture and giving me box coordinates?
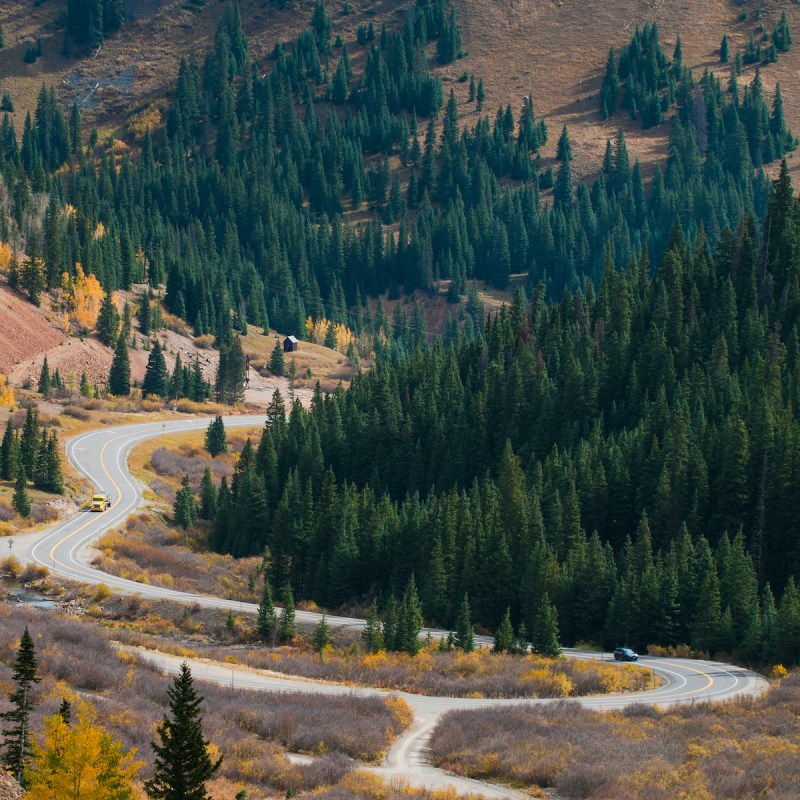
[12,416,769,798]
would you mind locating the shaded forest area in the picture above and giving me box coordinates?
[210,161,800,663]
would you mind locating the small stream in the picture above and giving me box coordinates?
[2,580,57,610]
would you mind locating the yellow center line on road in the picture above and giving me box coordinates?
[656,659,714,695]
[48,437,124,572]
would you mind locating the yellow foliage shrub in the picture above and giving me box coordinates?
[340,770,389,799]
[90,584,111,603]
[0,556,22,578]
[0,374,15,408]
[522,667,575,697]
[771,664,788,680]
[0,242,11,270]
[129,106,162,139]
[475,752,499,776]
[385,697,414,730]
[363,651,390,669]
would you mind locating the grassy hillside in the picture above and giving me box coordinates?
[1,0,800,180]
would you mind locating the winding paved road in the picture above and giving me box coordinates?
[11,416,770,799]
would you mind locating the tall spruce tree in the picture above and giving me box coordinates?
[396,575,423,655]
[142,339,169,397]
[199,468,216,520]
[204,415,227,457]
[312,615,331,655]
[454,593,475,652]
[269,339,285,376]
[144,663,221,800]
[96,291,120,345]
[0,419,15,481]
[173,475,197,530]
[362,600,384,653]
[278,584,295,642]
[12,468,31,518]
[532,594,561,657]
[37,356,50,397]
[493,607,514,653]
[108,333,131,396]
[1,627,41,785]
[257,577,277,642]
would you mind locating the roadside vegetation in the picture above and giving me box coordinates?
[188,645,656,699]
[429,674,800,799]
[0,603,414,799]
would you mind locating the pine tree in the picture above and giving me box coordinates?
[170,354,184,400]
[45,433,63,494]
[199,468,216,521]
[37,356,50,397]
[556,125,573,162]
[173,475,197,530]
[362,600,384,653]
[96,292,120,346]
[269,338,285,375]
[142,339,169,397]
[1,627,41,784]
[312,615,331,655]
[138,291,151,336]
[454,593,474,652]
[204,415,227,457]
[515,621,529,654]
[0,419,16,481]
[493,607,514,653]
[144,663,221,800]
[19,407,38,480]
[553,157,572,208]
[532,593,561,657]
[476,78,485,111]
[215,336,246,405]
[108,334,131,396]
[257,577,277,642]
[278,584,295,642]
[720,34,730,63]
[12,468,31,518]
[396,575,423,655]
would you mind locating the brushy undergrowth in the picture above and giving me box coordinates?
[197,644,656,699]
[429,675,800,799]
[0,604,412,798]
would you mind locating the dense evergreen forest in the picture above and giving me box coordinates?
[0,7,792,347]
[209,159,800,663]
[3,1,800,661]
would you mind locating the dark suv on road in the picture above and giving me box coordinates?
[613,647,639,662]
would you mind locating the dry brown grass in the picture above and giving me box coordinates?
[93,511,260,602]
[429,673,800,799]
[241,326,362,395]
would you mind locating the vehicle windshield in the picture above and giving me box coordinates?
[92,496,105,502]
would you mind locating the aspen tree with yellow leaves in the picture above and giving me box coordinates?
[25,698,142,800]
[61,264,104,333]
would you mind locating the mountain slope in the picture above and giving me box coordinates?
[1,0,799,180]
